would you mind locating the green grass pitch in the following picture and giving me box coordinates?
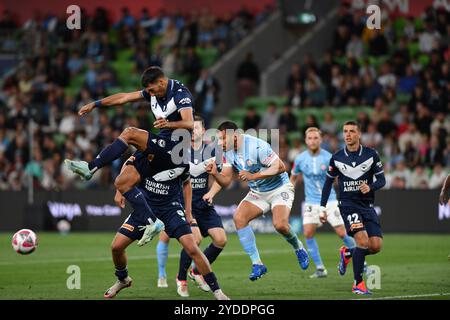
[0,232,449,300]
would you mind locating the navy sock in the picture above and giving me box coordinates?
[177,249,192,281]
[353,247,369,284]
[123,187,157,222]
[193,243,223,274]
[88,138,128,171]
[346,247,355,258]
[203,272,220,292]
[115,266,128,281]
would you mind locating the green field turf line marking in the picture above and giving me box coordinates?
[0,249,294,266]
[355,293,450,300]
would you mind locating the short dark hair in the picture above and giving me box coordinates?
[343,120,361,131]
[141,66,165,87]
[217,121,238,131]
[194,114,204,127]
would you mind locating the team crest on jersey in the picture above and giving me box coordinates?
[281,192,289,200]
[179,97,192,105]
[147,154,154,162]
[361,164,369,172]
[158,139,166,148]
[321,164,326,171]
[246,159,253,167]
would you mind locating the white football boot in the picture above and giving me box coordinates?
[213,289,230,300]
[104,276,133,298]
[176,278,189,297]
[157,277,168,288]
[188,269,210,292]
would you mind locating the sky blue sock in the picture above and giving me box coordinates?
[156,240,168,278]
[343,235,356,249]
[88,138,128,171]
[283,228,302,250]
[237,225,262,265]
[305,237,324,269]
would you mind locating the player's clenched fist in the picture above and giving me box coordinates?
[202,191,214,204]
[238,170,254,181]
[205,160,218,175]
[153,117,169,128]
[78,103,95,116]
[319,206,328,223]
[359,183,371,194]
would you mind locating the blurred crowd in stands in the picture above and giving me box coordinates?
[239,3,449,190]
[0,5,273,191]
[0,2,448,192]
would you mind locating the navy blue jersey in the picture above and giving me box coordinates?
[326,145,384,207]
[132,151,190,208]
[141,79,194,139]
[189,145,216,210]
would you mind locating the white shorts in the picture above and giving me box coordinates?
[240,183,295,214]
[302,201,344,228]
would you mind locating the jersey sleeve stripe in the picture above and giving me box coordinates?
[177,106,193,112]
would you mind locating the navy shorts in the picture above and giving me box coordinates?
[119,202,192,240]
[339,205,383,238]
[141,131,187,166]
[193,206,224,238]
[118,211,148,241]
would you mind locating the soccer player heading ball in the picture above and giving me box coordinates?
[321,121,386,295]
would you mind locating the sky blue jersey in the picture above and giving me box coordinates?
[292,148,337,204]
[222,134,290,192]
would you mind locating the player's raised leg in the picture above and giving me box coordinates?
[104,233,134,298]
[156,232,170,288]
[272,204,309,270]
[65,127,149,180]
[114,164,164,243]
[233,200,267,281]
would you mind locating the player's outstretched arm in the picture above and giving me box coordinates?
[439,173,450,205]
[78,91,144,116]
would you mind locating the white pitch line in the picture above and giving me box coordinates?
[355,293,450,300]
[0,249,293,266]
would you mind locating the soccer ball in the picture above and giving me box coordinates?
[12,229,38,255]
